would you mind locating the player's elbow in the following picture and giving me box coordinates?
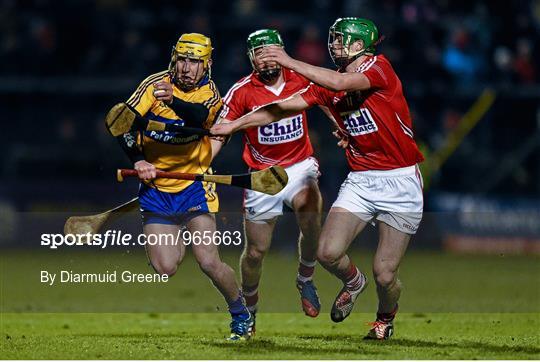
[327,77,349,92]
[320,74,353,92]
[170,97,210,128]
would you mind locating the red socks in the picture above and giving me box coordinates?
[297,258,316,282]
[341,263,364,291]
[242,283,259,312]
[377,304,399,322]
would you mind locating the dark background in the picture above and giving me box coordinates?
[1,0,539,248]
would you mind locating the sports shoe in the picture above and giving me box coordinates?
[364,320,394,340]
[227,312,254,341]
[330,273,368,322]
[296,279,321,317]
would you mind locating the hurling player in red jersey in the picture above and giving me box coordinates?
[212,18,424,340]
[216,29,336,326]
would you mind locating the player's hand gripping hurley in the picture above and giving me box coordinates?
[117,166,288,196]
[64,166,288,239]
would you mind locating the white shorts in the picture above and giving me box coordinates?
[332,165,424,234]
[244,157,320,222]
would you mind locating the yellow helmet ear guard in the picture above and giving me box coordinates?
[169,33,213,81]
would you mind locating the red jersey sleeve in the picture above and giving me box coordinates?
[362,57,390,90]
[300,83,336,108]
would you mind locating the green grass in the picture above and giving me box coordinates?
[2,313,539,359]
[1,249,539,359]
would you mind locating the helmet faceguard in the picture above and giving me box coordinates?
[169,33,213,91]
[247,29,284,83]
[328,17,379,68]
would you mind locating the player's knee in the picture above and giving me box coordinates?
[373,269,397,289]
[317,246,340,267]
[244,245,266,267]
[150,260,178,277]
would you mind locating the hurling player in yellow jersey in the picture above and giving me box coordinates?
[116,33,253,341]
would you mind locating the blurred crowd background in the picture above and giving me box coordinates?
[1,0,539,251]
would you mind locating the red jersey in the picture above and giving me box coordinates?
[221,68,313,170]
[301,54,424,171]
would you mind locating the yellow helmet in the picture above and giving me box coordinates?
[169,33,213,90]
[170,33,212,70]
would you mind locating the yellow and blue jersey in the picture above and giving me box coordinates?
[125,70,222,211]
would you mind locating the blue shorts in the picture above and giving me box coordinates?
[138,181,215,225]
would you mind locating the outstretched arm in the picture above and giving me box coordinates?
[261,46,371,92]
[210,93,310,136]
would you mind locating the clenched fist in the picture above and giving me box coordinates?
[153,81,174,104]
[134,160,157,180]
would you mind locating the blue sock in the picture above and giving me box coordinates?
[228,293,248,316]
